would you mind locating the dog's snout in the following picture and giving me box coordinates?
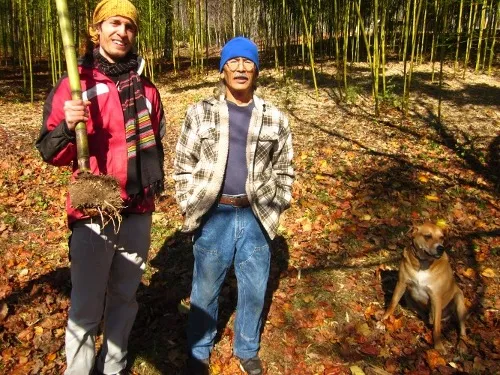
[435,245,445,257]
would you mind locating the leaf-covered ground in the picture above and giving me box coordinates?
[0,61,499,374]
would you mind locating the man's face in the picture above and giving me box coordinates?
[223,57,257,100]
[98,16,137,63]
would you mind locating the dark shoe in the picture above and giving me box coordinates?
[186,357,209,375]
[239,356,263,375]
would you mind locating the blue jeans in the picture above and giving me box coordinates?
[187,204,271,360]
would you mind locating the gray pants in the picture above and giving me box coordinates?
[64,213,152,375]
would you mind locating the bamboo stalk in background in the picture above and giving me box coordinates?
[402,0,411,112]
[380,0,387,96]
[342,0,350,97]
[355,2,379,116]
[373,0,380,116]
[463,0,477,78]
[481,0,494,70]
[430,0,439,82]
[22,0,33,103]
[299,0,319,100]
[475,0,488,72]
[438,0,449,123]
[487,1,499,75]
[405,0,423,117]
[454,0,464,74]
[333,0,341,96]
[418,0,427,65]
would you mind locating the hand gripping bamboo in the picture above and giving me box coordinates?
[55,0,90,172]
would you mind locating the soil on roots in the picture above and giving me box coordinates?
[68,173,123,219]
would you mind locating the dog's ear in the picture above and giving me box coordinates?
[410,224,421,237]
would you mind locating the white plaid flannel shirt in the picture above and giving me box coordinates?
[173,94,294,239]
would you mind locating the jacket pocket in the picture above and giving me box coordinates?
[198,125,216,160]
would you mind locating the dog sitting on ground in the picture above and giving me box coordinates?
[382,222,467,353]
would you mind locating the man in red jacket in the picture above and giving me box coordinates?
[36,1,165,374]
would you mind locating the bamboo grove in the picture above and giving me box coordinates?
[0,0,498,115]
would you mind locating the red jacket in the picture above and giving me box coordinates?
[36,64,165,226]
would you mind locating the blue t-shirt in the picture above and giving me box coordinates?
[222,100,255,195]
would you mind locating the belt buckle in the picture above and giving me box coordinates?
[221,194,247,207]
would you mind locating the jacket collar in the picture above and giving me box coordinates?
[206,94,266,113]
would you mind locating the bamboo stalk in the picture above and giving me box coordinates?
[354,2,378,115]
[454,0,464,74]
[418,0,427,65]
[406,0,423,117]
[55,0,89,172]
[380,1,387,96]
[23,0,33,103]
[475,0,488,72]
[463,1,477,78]
[299,0,319,100]
[402,0,412,113]
[487,1,499,75]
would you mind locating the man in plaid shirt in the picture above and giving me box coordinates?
[173,37,294,374]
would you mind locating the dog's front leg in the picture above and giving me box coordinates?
[454,289,467,338]
[430,291,445,354]
[382,278,407,320]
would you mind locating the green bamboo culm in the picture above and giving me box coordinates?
[54,0,90,173]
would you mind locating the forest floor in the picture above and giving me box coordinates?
[0,60,499,375]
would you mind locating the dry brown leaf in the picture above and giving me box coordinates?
[425,349,446,369]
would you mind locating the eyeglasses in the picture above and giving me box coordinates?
[225,58,255,72]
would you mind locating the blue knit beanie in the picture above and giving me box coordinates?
[219,37,259,72]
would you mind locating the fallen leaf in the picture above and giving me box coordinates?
[18,356,29,365]
[435,219,447,228]
[0,303,8,322]
[302,294,314,303]
[350,365,365,375]
[18,269,29,277]
[460,268,476,279]
[425,349,446,369]
[481,268,495,278]
[355,322,371,336]
[425,195,440,202]
[359,343,380,356]
[302,221,312,232]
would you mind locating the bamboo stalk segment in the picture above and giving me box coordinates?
[54,0,90,172]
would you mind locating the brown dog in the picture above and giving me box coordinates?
[382,223,467,353]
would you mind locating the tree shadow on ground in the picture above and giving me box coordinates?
[271,64,500,110]
[415,100,499,192]
[1,267,71,307]
[0,267,71,372]
[128,230,290,374]
[128,230,193,374]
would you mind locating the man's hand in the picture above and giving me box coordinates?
[64,99,91,131]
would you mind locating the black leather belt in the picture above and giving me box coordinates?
[219,195,250,207]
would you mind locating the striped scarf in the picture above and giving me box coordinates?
[93,50,164,196]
